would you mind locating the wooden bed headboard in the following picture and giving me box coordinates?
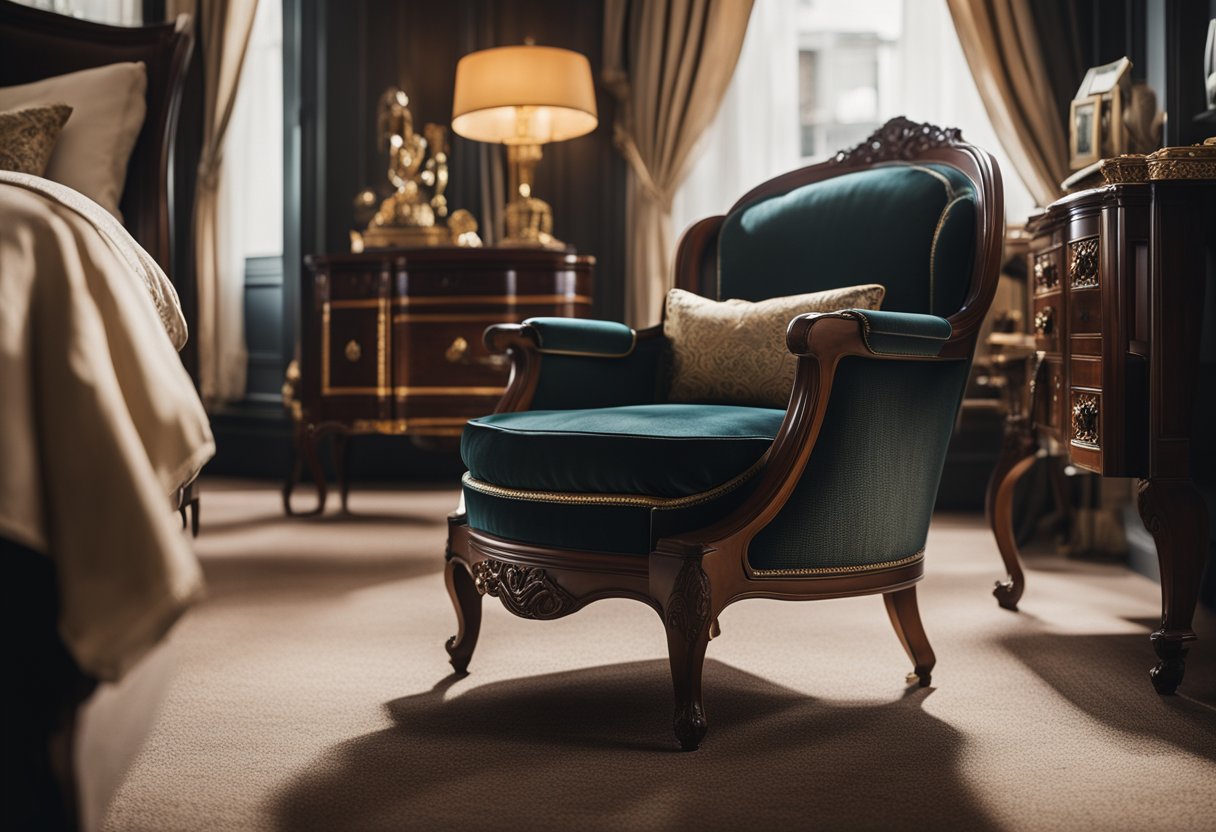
[0,0,195,275]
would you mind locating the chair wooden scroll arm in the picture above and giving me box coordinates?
[660,309,963,556]
[483,318,664,415]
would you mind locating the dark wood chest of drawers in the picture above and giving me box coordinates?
[987,176,1215,695]
[285,247,594,512]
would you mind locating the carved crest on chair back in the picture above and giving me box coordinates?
[831,117,965,165]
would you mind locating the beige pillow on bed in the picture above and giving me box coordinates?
[0,62,147,219]
[0,104,72,176]
[664,284,886,408]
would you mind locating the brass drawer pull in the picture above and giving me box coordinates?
[1069,238,1099,288]
[1072,392,1099,446]
[1033,254,1058,291]
[345,340,362,362]
[1034,306,1055,336]
[446,336,508,369]
[445,336,469,363]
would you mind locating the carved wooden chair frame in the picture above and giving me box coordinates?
[443,118,1004,750]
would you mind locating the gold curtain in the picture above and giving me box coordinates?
[947,0,1069,208]
[173,0,259,404]
[604,0,754,327]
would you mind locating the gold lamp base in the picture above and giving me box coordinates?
[502,193,567,250]
[500,143,569,250]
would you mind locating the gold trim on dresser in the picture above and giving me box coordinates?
[288,248,595,516]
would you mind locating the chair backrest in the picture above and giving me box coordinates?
[719,163,977,319]
[674,118,1002,334]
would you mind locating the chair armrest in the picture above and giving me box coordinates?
[484,320,663,413]
[523,317,638,357]
[786,310,955,360]
[838,309,951,357]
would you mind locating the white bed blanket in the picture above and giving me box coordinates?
[0,172,215,681]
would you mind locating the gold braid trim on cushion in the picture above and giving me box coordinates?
[462,455,766,509]
[750,550,924,577]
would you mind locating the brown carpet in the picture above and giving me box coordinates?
[101,479,1216,831]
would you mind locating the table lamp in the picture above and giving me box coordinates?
[451,43,598,249]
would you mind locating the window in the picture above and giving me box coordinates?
[10,0,139,25]
[673,0,1037,241]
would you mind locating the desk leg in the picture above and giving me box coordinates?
[985,419,1038,611]
[1137,478,1208,695]
[283,422,328,516]
[332,432,352,513]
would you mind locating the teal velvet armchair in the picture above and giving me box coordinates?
[443,118,1004,750]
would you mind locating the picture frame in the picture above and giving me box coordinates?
[1076,57,1131,99]
[1070,95,1102,170]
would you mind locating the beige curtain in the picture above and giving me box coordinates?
[173,0,259,404]
[947,0,1069,208]
[604,0,754,327]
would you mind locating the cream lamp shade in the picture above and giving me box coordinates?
[451,45,598,144]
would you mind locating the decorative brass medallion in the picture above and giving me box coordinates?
[344,339,362,362]
[1034,306,1055,336]
[1033,252,1058,292]
[472,558,576,620]
[1071,392,1100,447]
[1068,238,1099,289]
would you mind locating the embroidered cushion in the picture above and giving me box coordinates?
[664,284,885,408]
[0,104,72,176]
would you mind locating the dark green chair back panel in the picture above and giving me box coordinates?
[749,356,971,571]
[718,163,976,318]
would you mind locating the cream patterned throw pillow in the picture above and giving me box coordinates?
[0,104,72,176]
[664,284,886,408]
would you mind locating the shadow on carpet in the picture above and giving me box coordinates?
[271,659,995,831]
[1000,626,1216,762]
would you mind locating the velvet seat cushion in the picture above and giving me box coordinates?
[462,403,785,498]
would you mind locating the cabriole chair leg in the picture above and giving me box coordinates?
[656,558,714,751]
[883,585,936,687]
[444,558,482,674]
[664,620,711,751]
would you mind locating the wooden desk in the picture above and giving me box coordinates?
[986,173,1215,695]
[284,247,593,514]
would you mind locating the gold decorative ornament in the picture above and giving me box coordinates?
[1068,238,1099,289]
[1072,392,1100,447]
[1034,306,1055,336]
[1101,139,1216,184]
[344,339,362,362]
[448,208,482,247]
[1145,139,1216,181]
[362,88,458,249]
[1033,251,1058,291]
[1100,154,1149,184]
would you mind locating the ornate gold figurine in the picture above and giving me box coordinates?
[361,88,453,249]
